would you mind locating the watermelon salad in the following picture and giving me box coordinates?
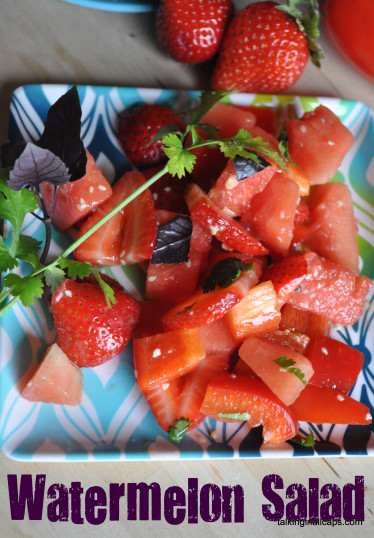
[11,93,374,448]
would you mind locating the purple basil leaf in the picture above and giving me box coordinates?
[151,215,192,265]
[8,143,70,191]
[37,86,87,181]
[233,153,270,181]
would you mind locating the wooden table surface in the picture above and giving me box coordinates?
[1,0,374,536]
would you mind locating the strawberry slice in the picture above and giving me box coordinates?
[143,377,184,432]
[294,199,310,224]
[185,183,268,256]
[178,352,230,425]
[261,253,308,307]
[142,165,189,214]
[51,279,140,367]
[75,171,157,266]
[162,271,256,330]
[119,171,158,264]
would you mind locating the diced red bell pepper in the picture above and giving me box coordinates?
[200,373,298,446]
[133,328,206,392]
[291,384,372,425]
[305,334,364,393]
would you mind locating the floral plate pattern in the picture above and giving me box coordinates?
[1,84,373,461]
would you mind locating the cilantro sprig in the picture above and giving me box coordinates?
[0,89,289,318]
[168,417,192,443]
[274,355,307,385]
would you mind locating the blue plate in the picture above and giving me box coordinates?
[60,0,157,12]
[1,84,373,461]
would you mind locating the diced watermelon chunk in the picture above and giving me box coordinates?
[286,105,354,185]
[199,317,238,354]
[208,159,277,217]
[200,102,256,138]
[242,172,300,255]
[21,343,83,406]
[41,150,112,232]
[280,304,331,337]
[288,251,372,326]
[237,105,276,135]
[305,182,359,274]
[239,336,314,406]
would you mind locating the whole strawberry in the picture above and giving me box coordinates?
[211,0,322,93]
[117,103,185,169]
[156,0,233,64]
[51,279,140,367]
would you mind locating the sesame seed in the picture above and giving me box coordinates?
[152,348,161,358]
[89,186,94,194]
[98,185,106,191]
[337,394,345,401]
[321,347,328,355]
[148,276,156,282]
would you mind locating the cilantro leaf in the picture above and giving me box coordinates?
[290,430,315,448]
[274,355,306,385]
[168,417,192,443]
[218,129,287,170]
[15,235,42,261]
[218,412,250,421]
[202,257,255,293]
[91,268,117,308]
[4,273,44,307]
[0,178,38,241]
[163,133,196,178]
[57,256,92,280]
[44,266,66,295]
[0,239,17,272]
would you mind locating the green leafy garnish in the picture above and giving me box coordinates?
[274,355,306,385]
[162,133,196,178]
[218,412,250,421]
[278,129,298,166]
[91,268,117,308]
[3,273,44,307]
[168,418,192,443]
[57,256,92,280]
[202,257,255,293]
[290,430,315,448]
[0,176,40,273]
